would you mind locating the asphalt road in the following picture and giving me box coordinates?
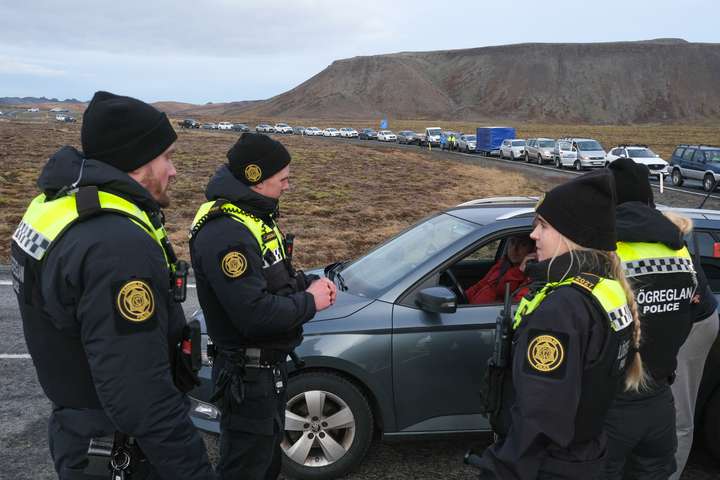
[2,139,720,478]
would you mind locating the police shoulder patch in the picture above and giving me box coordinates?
[113,278,158,333]
[523,329,569,379]
[221,250,248,279]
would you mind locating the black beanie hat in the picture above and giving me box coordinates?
[536,169,617,251]
[608,157,655,207]
[81,91,177,172]
[227,133,291,185]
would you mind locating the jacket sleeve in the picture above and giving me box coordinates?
[51,218,216,480]
[192,217,316,338]
[477,288,593,479]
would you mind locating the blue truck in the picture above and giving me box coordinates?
[475,126,516,156]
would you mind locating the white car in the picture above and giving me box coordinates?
[304,127,322,136]
[256,124,273,133]
[553,140,579,169]
[339,128,359,138]
[606,145,669,178]
[323,128,341,137]
[217,122,233,130]
[559,137,607,170]
[377,130,397,142]
[274,123,293,134]
[500,139,526,160]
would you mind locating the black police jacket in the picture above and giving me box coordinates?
[190,165,317,354]
[477,252,629,479]
[11,146,215,479]
[616,202,697,388]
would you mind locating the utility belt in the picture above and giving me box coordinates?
[86,432,148,480]
[207,345,288,368]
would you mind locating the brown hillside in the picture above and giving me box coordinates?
[193,39,720,124]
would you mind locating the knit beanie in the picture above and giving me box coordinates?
[81,91,177,172]
[608,157,655,207]
[227,133,291,185]
[536,169,617,251]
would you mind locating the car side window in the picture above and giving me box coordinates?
[693,150,706,163]
[682,148,696,161]
[688,231,720,293]
[673,147,685,158]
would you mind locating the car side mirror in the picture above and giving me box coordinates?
[416,287,457,314]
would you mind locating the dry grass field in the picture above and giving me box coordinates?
[0,120,548,266]
[2,117,719,267]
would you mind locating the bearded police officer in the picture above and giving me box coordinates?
[189,133,335,479]
[604,158,697,479]
[11,91,216,480]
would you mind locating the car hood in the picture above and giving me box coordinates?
[632,157,668,165]
[305,268,374,321]
[580,150,606,156]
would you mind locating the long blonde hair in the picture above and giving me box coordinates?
[546,237,647,392]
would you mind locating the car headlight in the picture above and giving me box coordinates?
[580,155,589,160]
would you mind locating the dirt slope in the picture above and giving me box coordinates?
[186,39,720,124]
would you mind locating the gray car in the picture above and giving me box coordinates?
[189,198,720,479]
[524,138,556,165]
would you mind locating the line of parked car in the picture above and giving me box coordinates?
[178,118,720,193]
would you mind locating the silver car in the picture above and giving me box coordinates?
[553,140,578,169]
[500,139,526,160]
[524,138,556,165]
[457,134,477,153]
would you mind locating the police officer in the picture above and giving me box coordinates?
[189,133,335,479]
[475,170,642,479]
[10,91,216,479]
[604,158,697,479]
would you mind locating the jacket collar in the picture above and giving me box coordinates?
[205,165,279,221]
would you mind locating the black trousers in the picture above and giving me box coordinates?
[216,363,288,480]
[604,386,677,480]
[48,406,158,480]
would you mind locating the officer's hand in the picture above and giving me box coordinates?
[307,280,333,311]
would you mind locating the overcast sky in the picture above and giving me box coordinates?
[1,0,718,104]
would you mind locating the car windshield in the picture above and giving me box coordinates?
[427,129,441,136]
[705,150,720,163]
[465,135,476,141]
[512,140,526,146]
[627,148,655,158]
[338,214,477,297]
[538,140,555,148]
[577,140,603,151]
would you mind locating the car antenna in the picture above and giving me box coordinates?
[698,178,718,209]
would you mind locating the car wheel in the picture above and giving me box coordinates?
[555,157,562,169]
[524,152,530,163]
[537,154,543,165]
[671,168,684,187]
[510,151,515,161]
[704,174,717,192]
[574,160,583,171]
[281,371,373,480]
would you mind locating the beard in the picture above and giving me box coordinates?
[139,169,171,208]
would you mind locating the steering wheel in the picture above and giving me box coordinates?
[441,269,468,304]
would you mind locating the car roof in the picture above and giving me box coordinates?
[443,197,720,226]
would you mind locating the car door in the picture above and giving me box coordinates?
[682,148,700,179]
[390,232,531,433]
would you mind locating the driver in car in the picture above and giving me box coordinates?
[466,235,536,304]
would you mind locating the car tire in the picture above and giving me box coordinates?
[281,371,374,480]
[574,160,583,171]
[704,174,716,192]
[555,157,562,169]
[537,154,543,165]
[671,168,684,187]
[510,151,515,161]
[704,387,720,461]
[524,152,530,163]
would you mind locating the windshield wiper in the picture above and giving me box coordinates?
[334,271,348,292]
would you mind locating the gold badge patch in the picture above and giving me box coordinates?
[116,280,155,323]
[527,334,564,372]
[222,251,247,278]
[245,164,262,183]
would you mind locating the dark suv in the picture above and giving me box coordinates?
[189,198,720,479]
[670,144,720,191]
[179,118,200,129]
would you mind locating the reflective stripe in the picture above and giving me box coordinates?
[622,256,695,277]
[616,241,691,262]
[12,220,51,260]
[513,275,631,333]
[12,191,166,264]
[191,201,286,265]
